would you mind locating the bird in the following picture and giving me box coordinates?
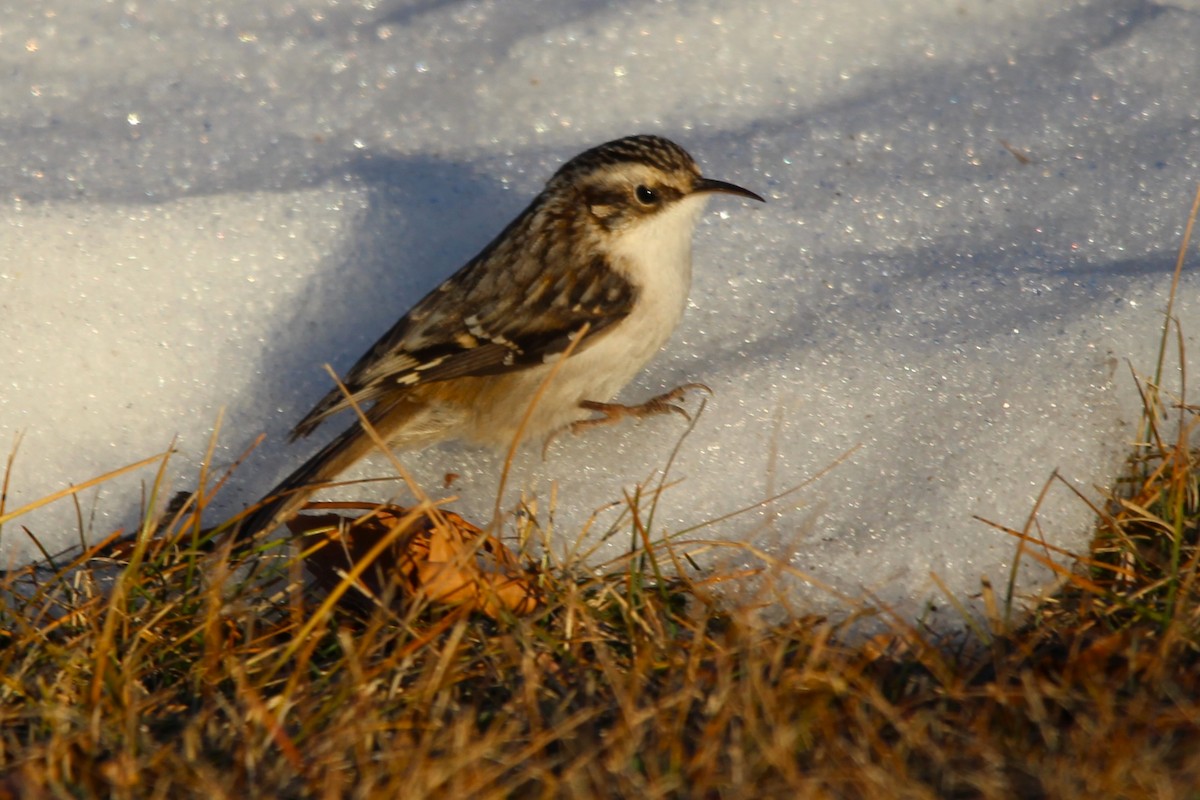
[235,134,764,541]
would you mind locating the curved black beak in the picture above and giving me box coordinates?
[694,177,766,203]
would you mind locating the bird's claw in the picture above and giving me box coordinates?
[573,382,712,433]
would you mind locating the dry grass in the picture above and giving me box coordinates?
[2,198,1199,798]
[3,381,1197,799]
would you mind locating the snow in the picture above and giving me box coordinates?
[2,0,1198,627]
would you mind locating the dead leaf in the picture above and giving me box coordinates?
[294,502,541,619]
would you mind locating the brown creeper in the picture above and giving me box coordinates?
[238,134,763,539]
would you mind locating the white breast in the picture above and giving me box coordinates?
[458,193,712,447]
[573,193,709,392]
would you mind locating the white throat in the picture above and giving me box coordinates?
[608,192,710,307]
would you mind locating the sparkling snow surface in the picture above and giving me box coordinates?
[2,1,1199,626]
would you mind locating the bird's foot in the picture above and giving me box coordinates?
[540,384,712,457]
[571,382,712,435]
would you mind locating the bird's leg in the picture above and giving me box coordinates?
[540,383,712,457]
[571,382,712,435]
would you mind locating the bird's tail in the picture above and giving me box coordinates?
[232,419,380,545]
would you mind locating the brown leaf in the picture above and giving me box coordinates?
[294,502,541,619]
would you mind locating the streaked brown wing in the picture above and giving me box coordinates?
[289,219,634,440]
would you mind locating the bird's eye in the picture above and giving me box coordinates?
[635,185,659,205]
